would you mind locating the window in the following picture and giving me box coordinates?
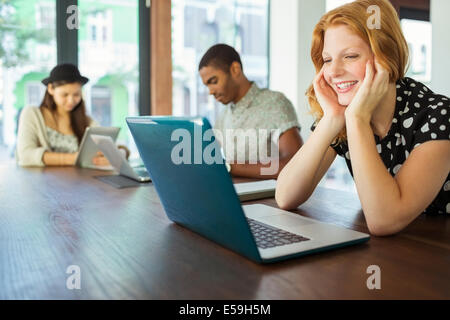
[102,26,108,43]
[0,0,149,163]
[401,19,431,85]
[87,9,112,45]
[36,2,56,30]
[0,70,4,147]
[91,86,112,127]
[0,0,57,161]
[26,82,46,107]
[91,25,97,42]
[172,0,269,124]
[78,0,139,156]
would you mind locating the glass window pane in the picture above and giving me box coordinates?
[401,19,432,85]
[172,0,269,125]
[0,0,57,162]
[78,0,139,158]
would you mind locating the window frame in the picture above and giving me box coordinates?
[52,0,271,116]
[169,0,271,117]
[56,0,151,115]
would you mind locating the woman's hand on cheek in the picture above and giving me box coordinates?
[313,66,346,130]
[345,59,389,123]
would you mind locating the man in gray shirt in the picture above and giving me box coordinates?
[199,44,303,179]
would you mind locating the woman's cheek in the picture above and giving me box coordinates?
[323,69,333,87]
[354,61,370,81]
[55,96,64,106]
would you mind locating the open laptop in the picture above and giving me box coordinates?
[90,134,151,182]
[126,116,369,264]
[75,126,120,170]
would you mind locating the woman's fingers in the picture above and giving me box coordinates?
[315,67,332,94]
[314,66,326,87]
[365,60,374,85]
[375,58,389,80]
[370,58,389,97]
[353,60,374,99]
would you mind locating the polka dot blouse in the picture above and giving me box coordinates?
[325,77,450,214]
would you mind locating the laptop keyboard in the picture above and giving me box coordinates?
[247,218,310,249]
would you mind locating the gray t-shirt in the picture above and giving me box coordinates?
[214,83,300,163]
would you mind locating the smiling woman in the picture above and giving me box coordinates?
[321,26,372,105]
[307,0,409,143]
[276,0,450,236]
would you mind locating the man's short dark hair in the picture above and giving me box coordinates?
[198,44,243,73]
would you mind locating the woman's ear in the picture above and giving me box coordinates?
[47,84,54,96]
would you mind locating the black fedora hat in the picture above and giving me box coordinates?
[42,63,89,86]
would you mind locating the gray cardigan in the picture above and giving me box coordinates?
[16,106,97,167]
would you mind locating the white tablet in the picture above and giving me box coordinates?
[75,126,120,170]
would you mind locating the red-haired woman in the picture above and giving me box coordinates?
[276,0,449,236]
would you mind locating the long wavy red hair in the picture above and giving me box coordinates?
[306,0,409,143]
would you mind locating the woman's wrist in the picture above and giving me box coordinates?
[345,112,371,128]
[64,153,77,166]
[318,115,345,140]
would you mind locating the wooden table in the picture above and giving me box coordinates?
[1,165,449,299]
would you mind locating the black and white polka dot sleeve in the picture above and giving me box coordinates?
[410,95,450,150]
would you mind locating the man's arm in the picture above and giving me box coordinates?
[230,127,303,179]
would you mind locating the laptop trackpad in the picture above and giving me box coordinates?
[257,214,314,228]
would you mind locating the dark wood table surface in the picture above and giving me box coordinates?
[1,164,449,300]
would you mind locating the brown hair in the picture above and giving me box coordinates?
[306,0,409,143]
[39,81,90,144]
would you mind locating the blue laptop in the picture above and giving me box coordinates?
[126,116,369,264]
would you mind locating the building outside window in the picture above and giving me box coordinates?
[0,0,57,160]
[402,19,432,85]
[25,82,46,107]
[172,0,269,125]
[0,0,140,161]
[78,0,139,155]
[91,85,112,127]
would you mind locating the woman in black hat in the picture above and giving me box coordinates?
[16,63,109,167]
